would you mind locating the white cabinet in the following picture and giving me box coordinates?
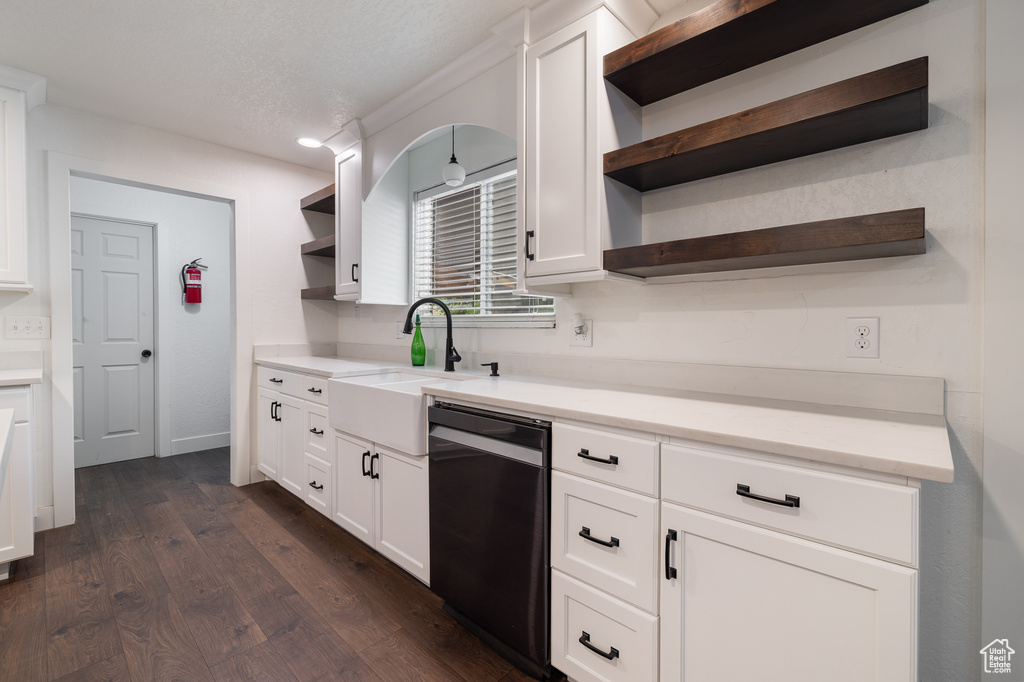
[333,429,430,583]
[660,503,917,682]
[256,387,282,480]
[522,8,641,286]
[0,84,29,289]
[334,142,362,300]
[0,384,35,578]
[551,421,660,682]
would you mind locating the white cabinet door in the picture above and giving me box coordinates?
[277,394,304,496]
[335,144,362,299]
[333,431,375,545]
[523,9,640,280]
[256,387,281,480]
[0,85,27,287]
[0,386,34,570]
[660,502,918,682]
[375,445,429,584]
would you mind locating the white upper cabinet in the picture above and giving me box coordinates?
[523,8,642,286]
[0,84,29,289]
[334,142,362,300]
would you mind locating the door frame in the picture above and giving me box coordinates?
[47,152,253,528]
[70,211,162,463]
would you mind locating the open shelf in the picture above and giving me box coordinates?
[300,234,335,258]
[300,285,337,300]
[603,0,928,106]
[603,58,928,192]
[299,183,335,214]
[602,208,925,278]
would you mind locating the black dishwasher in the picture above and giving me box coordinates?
[428,402,551,680]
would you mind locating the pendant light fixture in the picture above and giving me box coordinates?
[442,125,465,187]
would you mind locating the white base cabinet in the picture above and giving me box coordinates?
[0,384,34,578]
[333,429,430,584]
[660,503,917,682]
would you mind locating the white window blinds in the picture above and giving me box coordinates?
[413,169,554,322]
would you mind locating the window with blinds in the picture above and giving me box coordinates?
[412,168,555,324]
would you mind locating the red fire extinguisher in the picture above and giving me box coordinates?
[181,258,206,304]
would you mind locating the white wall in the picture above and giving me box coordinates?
[69,176,233,456]
[338,1,983,678]
[0,102,334,526]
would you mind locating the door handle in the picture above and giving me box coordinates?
[309,428,324,436]
[577,448,618,466]
[525,230,535,261]
[309,481,324,491]
[361,451,371,477]
[141,349,152,358]
[579,526,619,548]
[736,484,800,508]
[579,632,619,661]
[370,452,380,479]
[665,529,678,580]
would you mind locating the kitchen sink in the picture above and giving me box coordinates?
[328,370,455,455]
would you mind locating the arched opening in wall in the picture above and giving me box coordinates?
[46,152,251,530]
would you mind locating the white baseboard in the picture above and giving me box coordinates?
[170,432,230,456]
[34,505,55,531]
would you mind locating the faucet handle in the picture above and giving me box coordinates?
[449,344,461,363]
[481,362,499,377]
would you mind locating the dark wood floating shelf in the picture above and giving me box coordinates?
[299,183,335,214]
[603,208,925,278]
[300,285,336,300]
[300,234,335,258]
[604,58,928,192]
[604,0,928,106]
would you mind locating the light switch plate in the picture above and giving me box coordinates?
[5,316,51,339]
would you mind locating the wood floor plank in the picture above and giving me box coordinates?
[114,592,215,682]
[209,640,300,682]
[135,500,266,666]
[75,464,120,495]
[44,505,123,680]
[196,447,232,476]
[245,587,384,682]
[0,576,48,681]
[4,529,46,584]
[136,454,190,487]
[357,627,469,682]
[52,654,132,682]
[111,459,168,510]
[221,497,401,653]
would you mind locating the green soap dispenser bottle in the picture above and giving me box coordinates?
[410,314,425,366]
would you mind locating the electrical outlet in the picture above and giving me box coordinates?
[846,317,879,358]
[395,321,406,340]
[5,316,51,339]
[569,319,593,347]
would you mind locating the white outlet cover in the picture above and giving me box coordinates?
[847,317,879,358]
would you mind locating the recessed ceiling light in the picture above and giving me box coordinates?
[297,137,323,148]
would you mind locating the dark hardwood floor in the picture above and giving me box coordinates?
[0,448,564,682]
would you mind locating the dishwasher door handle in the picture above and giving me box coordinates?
[579,526,619,548]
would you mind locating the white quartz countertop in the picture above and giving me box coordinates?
[255,356,397,378]
[0,369,42,387]
[422,376,955,484]
[0,409,14,492]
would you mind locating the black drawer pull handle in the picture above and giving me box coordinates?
[370,452,380,479]
[525,230,535,261]
[579,632,619,661]
[352,263,359,282]
[577,448,619,466]
[269,377,283,384]
[665,529,678,580]
[736,484,800,508]
[307,387,322,394]
[309,428,324,436]
[361,451,371,477]
[579,526,619,548]
[309,481,323,491]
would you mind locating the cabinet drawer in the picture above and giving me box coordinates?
[553,422,658,496]
[0,387,31,423]
[305,404,329,457]
[256,366,303,395]
[304,453,331,518]
[552,471,659,613]
[303,375,328,405]
[552,570,658,682]
[662,443,918,566]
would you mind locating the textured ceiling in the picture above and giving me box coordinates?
[0,0,560,170]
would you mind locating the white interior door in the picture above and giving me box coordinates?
[72,214,155,467]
